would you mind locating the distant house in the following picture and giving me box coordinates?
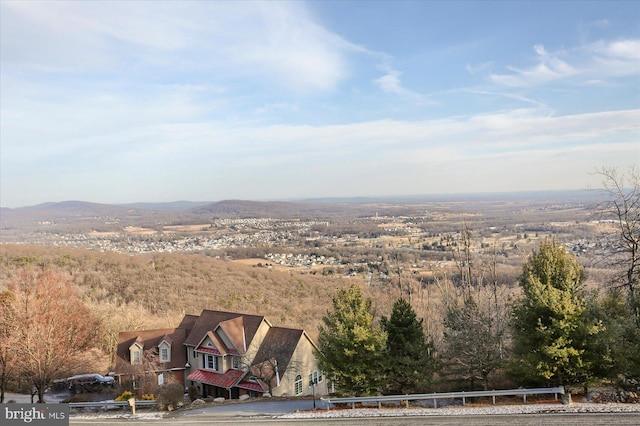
[115,327,189,394]
[115,309,327,399]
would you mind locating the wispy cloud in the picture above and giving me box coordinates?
[491,39,640,87]
[588,39,640,77]
[0,1,352,93]
[374,67,433,105]
[465,61,493,75]
[491,44,578,87]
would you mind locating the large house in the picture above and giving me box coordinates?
[115,309,328,399]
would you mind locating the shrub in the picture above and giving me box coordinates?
[141,394,155,400]
[156,382,184,411]
[115,391,135,402]
[188,385,199,402]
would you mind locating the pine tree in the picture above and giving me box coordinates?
[381,298,435,394]
[511,239,602,386]
[316,284,386,396]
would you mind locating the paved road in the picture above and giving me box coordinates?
[70,412,640,425]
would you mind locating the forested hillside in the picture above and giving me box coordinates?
[0,244,362,335]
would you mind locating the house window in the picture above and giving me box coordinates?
[232,356,240,369]
[308,371,322,386]
[294,375,303,395]
[132,350,141,365]
[160,347,170,362]
[205,354,217,370]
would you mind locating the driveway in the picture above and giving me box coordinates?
[2,390,71,404]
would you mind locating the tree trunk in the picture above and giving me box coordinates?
[34,380,46,403]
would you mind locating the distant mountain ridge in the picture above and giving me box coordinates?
[0,190,605,242]
[7,200,131,216]
[118,201,212,211]
[2,189,602,217]
[190,199,339,218]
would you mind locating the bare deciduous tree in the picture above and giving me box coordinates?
[594,166,640,321]
[8,269,100,402]
[0,290,19,403]
[248,358,281,395]
[440,227,509,390]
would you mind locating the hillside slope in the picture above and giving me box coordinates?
[0,244,378,337]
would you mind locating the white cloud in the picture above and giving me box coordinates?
[588,39,640,77]
[491,38,640,87]
[374,67,432,105]
[0,1,351,93]
[465,61,493,75]
[491,44,578,87]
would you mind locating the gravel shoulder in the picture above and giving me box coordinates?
[280,402,640,419]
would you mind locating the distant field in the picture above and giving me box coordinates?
[123,226,156,235]
[163,224,212,233]
[233,257,287,271]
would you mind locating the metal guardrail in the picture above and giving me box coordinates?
[321,386,566,409]
[69,400,157,410]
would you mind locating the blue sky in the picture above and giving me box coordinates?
[1,1,638,208]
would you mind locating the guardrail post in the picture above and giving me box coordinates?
[523,394,527,404]
[433,398,437,408]
[462,393,465,406]
[128,397,136,415]
[492,395,496,405]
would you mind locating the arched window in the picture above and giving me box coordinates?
[294,375,303,395]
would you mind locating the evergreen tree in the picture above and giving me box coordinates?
[316,284,386,396]
[511,239,602,387]
[587,289,640,389]
[381,298,435,394]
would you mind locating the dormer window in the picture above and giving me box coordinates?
[159,340,172,363]
[129,342,143,365]
[160,347,169,362]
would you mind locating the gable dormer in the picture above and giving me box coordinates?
[195,331,222,355]
[158,337,172,363]
[129,341,143,365]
